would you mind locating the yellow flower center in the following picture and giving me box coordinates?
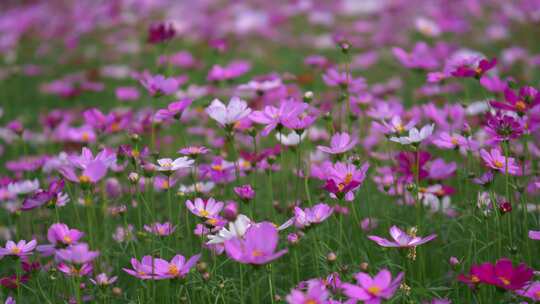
[471,275,480,283]
[367,285,381,295]
[304,300,318,304]
[211,165,223,171]
[78,175,91,184]
[451,137,458,145]
[110,122,120,132]
[81,132,90,142]
[199,209,210,217]
[516,100,527,112]
[395,124,404,133]
[162,180,170,189]
[63,236,72,244]
[499,277,510,286]
[168,264,179,276]
[131,149,140,158]
[11,247,21,254]
[494,160,504,169]
[535,290,540,299]
[206,218,218,226]
[252,250,263,257]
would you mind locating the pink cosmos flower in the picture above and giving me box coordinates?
[21,179,69,210]
[123,256,157,279]
[480,148,520,175]
[154,99,193,122]
[139,73,179,96]
[56,243,99,264]
[342,269,404,304]
[224,222,288,265]
[392,42,439,70]
[432,132,467,150]
[516,281,540,301]
[185,197,224,219]
[317,132,357,154]
[205,97,251,128]
[207,61,251,82]
[37,223,84,256]
[368,226,437,248]
[155,157,194,172]
[286,279,329,304]
[153,254,201,279]
[178,146,209,157]
[528,230,540,240]
[249,101,309,136]
[323,161,369,201]
[0,240,37,257]
[322,68,366,92]
[234,184,255,201]
[115,86,139,101]
[293,203,334,229]
[90,273,118,286]
[144,222,176,236]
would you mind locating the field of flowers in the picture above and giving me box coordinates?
[1,0,540,303]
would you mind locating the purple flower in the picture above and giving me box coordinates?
[115,86,139,101]
[154,99,193,122]
[342,269,404,303]
[139,73,179,96]
[286,279,329,304]
[484,112,524,143]
[480,148,520,175]
[147,22,175,44]
[392,42,439,70]
[37,223,84,256]
[207,61,251,82]
[90,273,118,286]
[490,86,540,115]
[293,203,334,229]
[528,230,540,240]
[185,197,224,219]
[323,161,369,201]
[153,254,201,279]
[428,159,457,180]
[317,132,357,154]
[322,68,366,92]
[144,222,176,236]
[56,243,99,264]
[234,184,255,201]
[249,101,309,136]
[368,226,437,248]
[206,97,251,128]
[432,132,467,150]
[224,222,287,265]
[452,58,497,78]
[516,281,540,301]
[21,179,69,210]
[0,239,37,257]
[123,256,156,279]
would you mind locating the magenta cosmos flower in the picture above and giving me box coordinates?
[452,58,497,79]
[368,226,436,248]
[323,161,369,201]
[484,112,524,143]
[154,99,193,121]
[317,132,358,154]
[528,230,540,240]
[459,258,533,290]
[185,197,224,219]
[147,21,175,44]
[490,86,540,115]
[286,279,329,304]
[342,269,404,304]
[0,239,37,257]
[480,148,520,175]
[153,253,201,279]
[21,179,69,210]
[224,222,288,265]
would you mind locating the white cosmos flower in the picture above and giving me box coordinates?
[156,157,194,171]
[207,214,252,244]
[390,124,434,145]
[7,179,39,195]
[275,131,306,146]
[205,97,251,127]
